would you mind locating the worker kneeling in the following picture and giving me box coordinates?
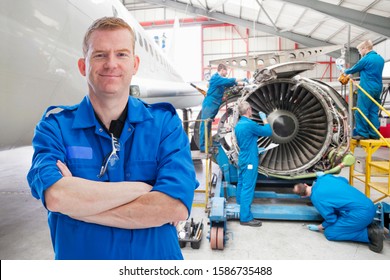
[234,101,272,227]
[293,174,384,253]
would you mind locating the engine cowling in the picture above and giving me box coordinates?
[215,62,351,177]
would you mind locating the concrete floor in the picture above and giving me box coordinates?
[0,145,389,260]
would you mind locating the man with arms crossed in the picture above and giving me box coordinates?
[27,17,198,260]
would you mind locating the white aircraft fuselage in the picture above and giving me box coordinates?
[0,0,203,150]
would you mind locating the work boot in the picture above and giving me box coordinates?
[240,219,262,227]
[352,135,366,140]
[367,222,384,253]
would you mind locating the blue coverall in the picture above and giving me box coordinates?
[234,116,272,222]
[311,175,375,243]
[344,50,384,139]
[27,96,198,260]
[199,72,237,151]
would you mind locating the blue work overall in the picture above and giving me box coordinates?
[344,51,384,139]
[311,175,375,243]
[199,72,237,151]
[27,96,198,259]
[234,116,272,222]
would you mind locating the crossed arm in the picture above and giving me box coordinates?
[45,161,188,229]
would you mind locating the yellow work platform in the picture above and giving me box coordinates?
[349,138,390,202]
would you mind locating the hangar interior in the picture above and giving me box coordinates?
[122,0,390,256]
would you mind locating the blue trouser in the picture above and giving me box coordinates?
[236,161,258,222]
[354,90,381,139]
[324,204,375,243]
[199,99,220,151]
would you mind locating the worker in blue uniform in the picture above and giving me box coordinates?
[343,40,384,140]
[293,174,383,253]
[199,63,247,152]
[234,101,272,227]
[27,17,198,260]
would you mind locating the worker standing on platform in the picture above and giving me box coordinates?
[234,101,272,227]
[293,174,383,253]
[199,63,247,152]
[342,40,384,140]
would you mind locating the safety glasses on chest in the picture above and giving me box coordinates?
[98,133,120,178]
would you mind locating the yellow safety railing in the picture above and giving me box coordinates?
[182,118,213,210]
[348,78,390,202]
[202,118,212,209]
[349,79,390,148]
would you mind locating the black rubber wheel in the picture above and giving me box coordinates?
[191,241,201,249]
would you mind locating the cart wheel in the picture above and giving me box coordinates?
[210,226,224,250]
[217,227,224,250]
[210,227,217,249]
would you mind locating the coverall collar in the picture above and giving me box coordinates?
[240,116,250,121]
[72,95,153,130]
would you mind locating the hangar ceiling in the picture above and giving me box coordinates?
[123,0,390,49]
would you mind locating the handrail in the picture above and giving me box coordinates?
[352,107,390,147]
[350,79,390,117]
[349,78,390,147]
[181,118,213,209]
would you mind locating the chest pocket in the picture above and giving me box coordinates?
[125,160,157,185]
[67,159,101,181]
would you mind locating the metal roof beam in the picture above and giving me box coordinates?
[282,0,390,38]
[208,0,229,13]
[256,0,278,31]
[142,0,334,47]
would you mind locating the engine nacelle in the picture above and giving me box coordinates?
[215,62,351,178]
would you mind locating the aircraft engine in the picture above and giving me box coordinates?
[214,62,351,178]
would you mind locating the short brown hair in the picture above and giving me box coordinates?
[82,17,135,56]
[293,183,307,196]
[217,63,227,72]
